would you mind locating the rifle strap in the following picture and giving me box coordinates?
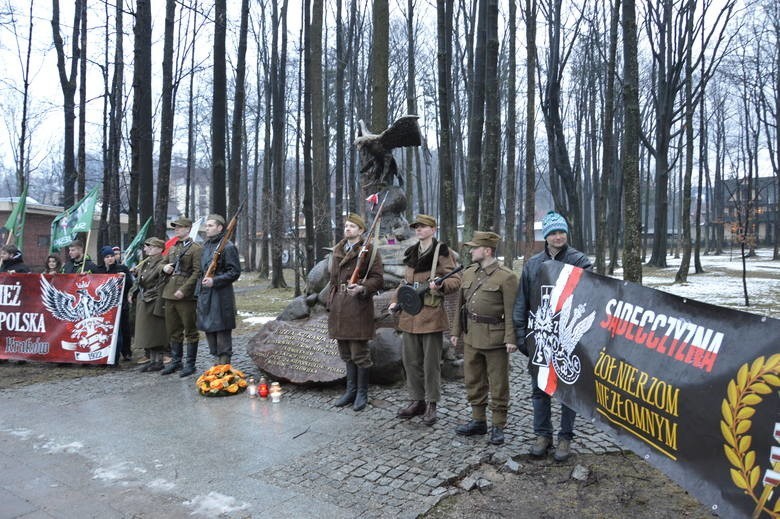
[428,242,442,283]
[361,217,382,284]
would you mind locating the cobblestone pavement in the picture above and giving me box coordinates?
[230,337,623,518]
[0,334,623,518]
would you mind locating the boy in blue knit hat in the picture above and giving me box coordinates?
[512,210,592,461]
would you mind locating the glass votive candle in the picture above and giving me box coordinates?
[247,377,257,398]
[269,382,282,403]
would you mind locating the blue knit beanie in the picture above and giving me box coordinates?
[542,211,568,238]
[99,246,115,258]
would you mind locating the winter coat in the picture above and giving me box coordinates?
[61,256,97,274]
[327,238,384,341]
[512,243,592,354]
[451,260,518,350]
[196,233,241,332]
[131,254,167,350]
[97,263,133,309]
[162,238,203,300]
[391,239,461,334]
[0,252,30,273]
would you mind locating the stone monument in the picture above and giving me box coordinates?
[247,115,462,384]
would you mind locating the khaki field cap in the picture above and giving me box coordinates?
[170,217,193,228]
[465,231,501,249]
[346,213,367,231]
[410,214,437,228]
[207,214,226,226]
[144,237,166,249]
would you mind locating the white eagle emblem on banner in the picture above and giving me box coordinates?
[40,276,124,360]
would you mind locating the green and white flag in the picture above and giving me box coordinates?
[122,217,152,269]
[50,186,100,252]
[2,185,28,250]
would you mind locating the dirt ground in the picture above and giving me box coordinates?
[425,453,711,519]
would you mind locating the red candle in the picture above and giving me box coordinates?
[258,377,269,398]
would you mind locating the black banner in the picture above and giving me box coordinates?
[527,262,779,518]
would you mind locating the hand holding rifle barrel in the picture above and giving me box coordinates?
[203,201,246,287]
[346,193,389,296]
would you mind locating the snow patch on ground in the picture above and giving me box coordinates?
[37,440,84,454]
[147,478,176,492]
[2,428,34,440]
[185,492,249,516]
[93,462,133,482]
[240,314,276,326]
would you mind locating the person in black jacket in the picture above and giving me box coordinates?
[0,245,31,273]
[513,211,592,462]
[61,240,97,273]
[98,246,134,362]
[197,215,241,366]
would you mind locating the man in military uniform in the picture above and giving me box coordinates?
[513,210,592,461]
[389,214,461,426]
[160,217,203,376]
[328,213,384,412]
[450,231,518,445]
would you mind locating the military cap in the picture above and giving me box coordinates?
[207,214,226,227]
[464,231,501,249]
[144,237,166,249]
[346,213,366,231]
[410,214,437,228]
[170,217,193,228]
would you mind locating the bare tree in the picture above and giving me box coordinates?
[51,0,83,207]
[211,0,227,215]
[480,0,500,230]
[523,0,538,260]
[229,0,250,221]
[504,0,518,268]
[131,0,154,230]
[270,0,288,288]
[154,0,177,237]
[437,0,457,246]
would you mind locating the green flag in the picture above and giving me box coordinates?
[122,217,152,269]
[2,185,28,250]
[50,186,100,252]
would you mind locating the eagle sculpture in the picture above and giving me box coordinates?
[354,115,422,190]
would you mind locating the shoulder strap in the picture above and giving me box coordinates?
[428,241,442,283]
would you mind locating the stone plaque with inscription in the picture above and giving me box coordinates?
[247,314,345,384]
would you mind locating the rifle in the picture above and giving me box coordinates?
[348,193,389,285]
[205,200,246,279]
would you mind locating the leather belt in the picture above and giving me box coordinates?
[467,312,503,325]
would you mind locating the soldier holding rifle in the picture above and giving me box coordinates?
[328,213,384,412]
[388,214,461,426]
[197,214,241,367]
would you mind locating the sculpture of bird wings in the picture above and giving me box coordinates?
[379,115,422,150]
[93,276,125,315]
[40,276,82,322]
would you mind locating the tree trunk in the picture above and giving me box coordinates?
[504,0,517,268]
[271,0,289,288]
[370,0,389,132]
[480,0,500,231]
[675,8,695,283]
[229,0,250,222]
[155,0,177,237]
[523,0,537,260]
[597,0,620,274]
[464,0,488,239]
[131,0,154,230]
[622,0,642,283]
[16,0,35,193]
[77,0,86,200]
[211,0,227,216]
[310,0,330,259]
[51,0,82,207]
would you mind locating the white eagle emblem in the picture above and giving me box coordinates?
[40,276,124,354]
[529,285,595,385]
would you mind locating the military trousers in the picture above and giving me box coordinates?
[463,342,510,427]
[164,298,199,343]
[337,340,372,368]
[401,331,442,402]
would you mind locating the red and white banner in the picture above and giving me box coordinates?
[0,273,125,364]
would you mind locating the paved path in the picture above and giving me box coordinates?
[0,336,622,518]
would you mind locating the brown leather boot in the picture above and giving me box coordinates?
[422,402,437,426]
[396,400,426,419]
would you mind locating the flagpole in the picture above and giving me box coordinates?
[81,229,92,274]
